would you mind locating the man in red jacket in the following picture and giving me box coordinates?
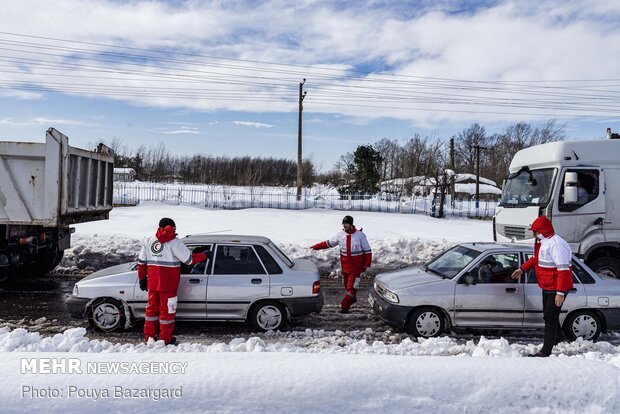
[511,216,573,357]
[311,215,372,313]
[137,218,208,345]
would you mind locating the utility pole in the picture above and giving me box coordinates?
[296,79,307,201]
[472,144,487,214]
[450,138,455,206]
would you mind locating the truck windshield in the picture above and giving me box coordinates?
[500,168,556,207]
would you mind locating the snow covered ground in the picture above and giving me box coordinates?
[3,203,620,412]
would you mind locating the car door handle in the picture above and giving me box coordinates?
[189,279,201,284]
[505,287,518,293]
[569,288,577,293]
[251,278,262,284]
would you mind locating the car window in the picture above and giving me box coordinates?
[181,245,212,274]
[426,246,480,279]
[524,253,581,284]
[268,241,294,268]
[254,245,283,274]
[213,245,266,275]
[572,259,595,284]
[466,253,519,284]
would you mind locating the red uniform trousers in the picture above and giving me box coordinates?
[144,289,177,344]
[341,271,361,311]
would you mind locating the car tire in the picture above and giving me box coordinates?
[249,301,288,332]
[408,307,445,338]
[563,310,602,341]
[88,298,127,332]
[589,256,620,279]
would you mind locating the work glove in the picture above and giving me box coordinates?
[139,277,148,292]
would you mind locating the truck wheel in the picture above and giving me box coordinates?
[589,257,620,279]
[249,301,287,332]
[563,310,602,341]
[408,307,445,338]
[28,247,64,277]
[88,298,126,332]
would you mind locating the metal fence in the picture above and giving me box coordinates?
[113,183,499,218]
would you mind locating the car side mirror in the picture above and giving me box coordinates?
[463,274,477,286]
[564,172,578,204]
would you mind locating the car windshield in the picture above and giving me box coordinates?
[425,246,481,279]
[268,241,294,268]
[500,168,556,207]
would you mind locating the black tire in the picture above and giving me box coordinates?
[407,307,445,338]
[88,298,127,332]
[23,246,64,277]
[563,310,602,341]
[249,301,288,332]
[589,256,620,279]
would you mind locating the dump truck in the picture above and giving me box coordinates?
[0,128,114,282]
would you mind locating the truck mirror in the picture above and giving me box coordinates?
[564,172,578,204]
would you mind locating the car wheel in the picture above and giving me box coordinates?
[250,301,287,332]
[408,307,445,338]
[88,298,126,332]
[589,257,620,279]
[563,310,602,341]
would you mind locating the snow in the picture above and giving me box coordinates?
[2,327,620,412]
[4,203,620,412]
[456,182,503,195]
[455,173,497,186]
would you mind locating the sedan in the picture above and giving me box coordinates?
[67,235,323,332]
[369,242,620,340]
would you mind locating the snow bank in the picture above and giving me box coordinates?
[58,204,491,274]
[2,352,617,413]
[3,327,620,363]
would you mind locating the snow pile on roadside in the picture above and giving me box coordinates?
[58,204,490,274]
[3,326,620,364]
[57,234,450,276]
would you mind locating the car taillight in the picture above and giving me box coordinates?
[312,281,320,294]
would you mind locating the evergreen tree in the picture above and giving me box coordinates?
[349,144,383,194]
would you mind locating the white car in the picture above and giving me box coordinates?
[66,235,323,332]
[370,242,620,340]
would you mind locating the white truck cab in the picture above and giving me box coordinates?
[494,129,620,278]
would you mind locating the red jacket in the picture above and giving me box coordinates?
[137,226,206,291]
[312,226,372,275]
[521,217,573,293]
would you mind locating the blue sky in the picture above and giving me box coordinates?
[1,0,619,171]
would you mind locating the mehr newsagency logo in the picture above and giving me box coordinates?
[150,240,164,254]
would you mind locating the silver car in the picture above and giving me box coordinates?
[67,235,323,332]
[369,242,620,340]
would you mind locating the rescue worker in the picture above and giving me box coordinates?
[311,215,372,313]
[137,217,208,345]
[511,216,573,357]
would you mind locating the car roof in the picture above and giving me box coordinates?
[182,234,272,245]
[458,242,534,253]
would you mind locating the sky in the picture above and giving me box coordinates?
[1,0,619,171]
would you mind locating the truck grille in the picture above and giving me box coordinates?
[501,225,527,240]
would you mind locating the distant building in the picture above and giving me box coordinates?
[113,167,136,182]
[453,173,501,200]
[380,173,501,199]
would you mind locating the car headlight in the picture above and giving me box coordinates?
[383,289,399,304]
[72,284,79,296]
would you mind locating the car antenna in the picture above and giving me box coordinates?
[186,229,232,237]
[204,229,232,234]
